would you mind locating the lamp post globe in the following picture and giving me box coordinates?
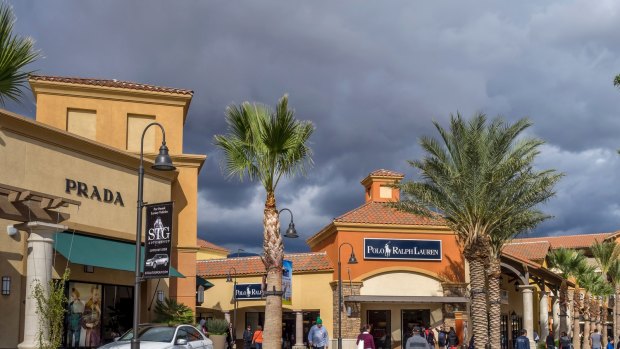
[131,122,174,349]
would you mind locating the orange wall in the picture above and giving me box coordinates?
[313,228,465,282]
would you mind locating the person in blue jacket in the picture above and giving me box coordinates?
[515,329,531,349]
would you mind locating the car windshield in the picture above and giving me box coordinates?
[118,326,175,343]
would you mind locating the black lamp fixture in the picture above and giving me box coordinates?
[337,242,357,349]
[278,208,298,238]
[226,267,238,348]
[131,122,175,349]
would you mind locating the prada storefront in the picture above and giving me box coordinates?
[0,75,205,349]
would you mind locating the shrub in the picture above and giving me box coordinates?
[153,298,194,326]
[206,318,229,335]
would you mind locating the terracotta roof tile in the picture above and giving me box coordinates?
[513,232,612,249]
[368,169,405,178]
[502,241,550,261]
[30,74,193,96]
[334,201,445,226]
[197,239,229,253]
[196,252,333,277]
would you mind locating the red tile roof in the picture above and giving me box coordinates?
[368,169,405,178]
[196,252,333,277]
[502,241,550,261]
[30,74,193,96]
[512,232,612,249]
[334,201,445,226]
[197,239,229,253]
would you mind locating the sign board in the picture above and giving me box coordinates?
[143,202,173,279]
[364,238,442,261]
[282,260,292,305]
[235,283,263,300]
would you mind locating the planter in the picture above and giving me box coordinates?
[210,334,227,349]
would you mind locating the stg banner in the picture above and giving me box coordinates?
[143,202,173,279]
[282,260,292,305]
[364,238,442,261]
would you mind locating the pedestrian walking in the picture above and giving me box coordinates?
[547,331,556,349]
[307,317,329,349]
[446,327,459,349]
[405,327,430,349]
[515,329,531,349]
[607,337,614,349]
[590,328,602,349]
[252,325,263,349]
[356,324,375,349]
[559,331,572,349]
[243,325,253,349]
[436,326,448,349]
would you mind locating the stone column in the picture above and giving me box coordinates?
[520,285,536,349]
[553,292,560,340]
[293,310,305,349]
[540,289,549,341]
[18,222,67,349]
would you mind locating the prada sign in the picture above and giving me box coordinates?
[364,238,442,261]
[65,179,124,206]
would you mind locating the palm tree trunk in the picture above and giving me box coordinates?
[612,285,620,338]
[487,259,501,349]
[583,293,591,349]
[468,255,489,347]
[560,280,569,335]
[574,287,582,349]
[600,297,606,348]
[261,194,283,349]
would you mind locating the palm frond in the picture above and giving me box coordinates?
[0,2,41,105]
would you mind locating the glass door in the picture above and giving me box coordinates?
[401,309,430,346]
[367,310,391,349]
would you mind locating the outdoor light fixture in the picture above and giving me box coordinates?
[2,276,10,295]
[227,267,238,349]
[337,242,357,349]
[278,208,298,238]
[157,290,164,302]
[196,285,205,304]
[132,122,175,349]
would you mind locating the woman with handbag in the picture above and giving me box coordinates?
[356,325,375,349]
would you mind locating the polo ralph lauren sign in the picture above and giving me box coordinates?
[364,238,442,261]
[234,283,263,300]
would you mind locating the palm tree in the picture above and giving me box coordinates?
[592,281,613,348]
[0,2,40,105]
[394,113,562,348]
[614,74,620,89]
[579,270,603,349]
[608,260,620,342]
[591,241,620,340]
[548,248,587,337]
[571,262,596,349]
[214,95,314,347]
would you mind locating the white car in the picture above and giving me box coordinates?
[98,324,213,349]
[145,254,169,268]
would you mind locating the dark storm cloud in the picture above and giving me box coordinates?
[8,0,620,252]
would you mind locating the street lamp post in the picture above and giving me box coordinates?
[131,122,176,349]
[338,242,358,349]
[279,208,298,238]
[226,268,238,349]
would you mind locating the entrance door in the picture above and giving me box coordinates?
[367,310,391,349]
[401,309,430,346]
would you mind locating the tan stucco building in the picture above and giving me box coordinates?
[0,75,205,349]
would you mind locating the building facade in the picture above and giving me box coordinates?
[0,75,205,349]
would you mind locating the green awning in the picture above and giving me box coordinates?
[196,276,213,289]
[54,231,184,278]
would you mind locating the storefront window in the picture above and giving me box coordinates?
[65,282,133,348]
[368,310,391,349]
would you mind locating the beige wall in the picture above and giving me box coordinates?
[196,249,229,260]
[0,128,172,240]
[361,272,444,297]
[33,87,188,154]
[200,272,334,339]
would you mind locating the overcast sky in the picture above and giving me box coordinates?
[7,1,620,254]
